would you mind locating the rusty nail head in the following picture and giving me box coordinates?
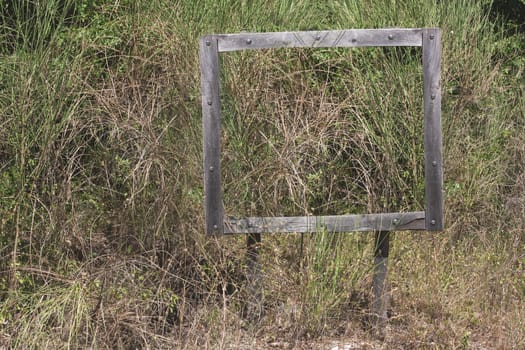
[388,34,394,40]
[431,220,436,225]
[246,39,252,44]
[205,40,211,46]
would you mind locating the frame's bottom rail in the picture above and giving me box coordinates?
[224,211,426,234]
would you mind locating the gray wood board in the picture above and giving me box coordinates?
[422,28,444,231]
[372,231,390,337]
[216,29,424,52]
[224,211,425,234]
[200,36,224,234]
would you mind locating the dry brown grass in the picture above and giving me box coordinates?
[1,0,524,349]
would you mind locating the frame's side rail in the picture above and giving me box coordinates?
[217,29,424,52]
[224,211,426,234]
[422,28,443,231]
[200,36,224,234]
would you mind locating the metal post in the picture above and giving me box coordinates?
[372,230,390,339]
[245,233,263,320]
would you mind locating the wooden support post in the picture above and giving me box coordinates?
[245,233,263,320]
[372,230,390,339]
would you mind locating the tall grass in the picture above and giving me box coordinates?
[0,0,524,348]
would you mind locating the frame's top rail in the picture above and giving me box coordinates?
[201,28,436,52]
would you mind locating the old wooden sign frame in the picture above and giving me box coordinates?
[200,28,443,235]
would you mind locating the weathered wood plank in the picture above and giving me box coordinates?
[245,233,263,320]
[224,211,425,234]
[216,29,423,52]
[422,28,444,231]
[372,231,390,339]
[200,35,224,235]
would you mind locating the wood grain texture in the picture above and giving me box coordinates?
[200,36,224,235]
[216,29,423,52]
[422,28,444,231]
[372,231,390,338]
[245,233,263,319]
[224,211,425,234]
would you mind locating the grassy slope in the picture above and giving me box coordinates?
[0,0,524,348]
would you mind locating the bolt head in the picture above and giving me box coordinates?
[430,34,435,40]
[207,100,212,105]
[431,94,436,100]
[351,38,357,43]
[205,40,211,46]
[431,220,436,225]
[432,161,437,167]
[393,218,399,225]
[213,224,218,230]
[388,34,394,40]
[315,35,321,40]
[209,166,214,172]
[246,39,252,44]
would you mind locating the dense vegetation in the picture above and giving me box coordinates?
[0,0,524,348]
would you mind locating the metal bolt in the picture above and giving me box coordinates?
[315,34,321,40]
[205,40,211,46]
[431,94,436,100]
[388,34,394,40]
[213,224,218,230]
[207,100,212,105]
[431,220,436,225]
[246,39,252,45]
[432,160,437,167]
[351,38,357,43]
[393,218,399,225]
[430,34,435,40]
[209,166,214,172]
